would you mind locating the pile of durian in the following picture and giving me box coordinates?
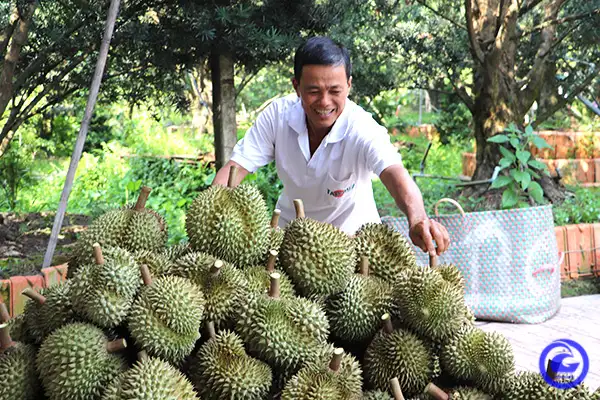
[1,167,598,400]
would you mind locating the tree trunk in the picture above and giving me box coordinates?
[186,62,212,137]
[210,51,237,170]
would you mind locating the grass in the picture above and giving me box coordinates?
[561,277,600,298]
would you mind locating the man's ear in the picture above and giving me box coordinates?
[292,77,300,96]
[347,76,352,92]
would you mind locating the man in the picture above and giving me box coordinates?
[212,36,449,257]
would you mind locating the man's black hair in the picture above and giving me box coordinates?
[293,36,351,82]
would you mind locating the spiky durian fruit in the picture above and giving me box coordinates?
[236,272,330,378]
[0,322,40,400]
[133,249,173,277]
[363,314,437,397]
[70,187,167,272]
[393,265,470,343]
[325,257,394,343]
[186,166,270,268]
[280,199,356,297]
[448,386,492,399]
[265,209,285,262]
[21,281,75,344]
[103,352,199,400]
[171,252,249,328]
[363,390,393,400]
[502,371,594,400]
[432,262,465,294]
[441,326,514,395]
[244,249,296,299]
[282,346,363,400]
[5,313,27,343]
[353,222,417,282]
[128,267,205,365]
[163,241,191,261]
[188,323,272,399]
[36,322,127,400]
[70,244,140,328]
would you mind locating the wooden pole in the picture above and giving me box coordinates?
[41,0,121,268]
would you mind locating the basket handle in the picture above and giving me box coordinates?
[532,252,564,277]
[434,198,466,217]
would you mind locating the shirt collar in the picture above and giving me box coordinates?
[288,97,351,144]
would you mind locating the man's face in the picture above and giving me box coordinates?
[292,64,351,134]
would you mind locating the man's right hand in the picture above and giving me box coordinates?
[212,160,250,187]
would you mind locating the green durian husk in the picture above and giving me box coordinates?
[102,356,199,400]
[281,345,363,400]
[22,280,75,344]
[433,262,465,294]
[36,322,126,400]
[133,249,173,277]
[5,314,27,343]
[163,241,191,262]
[501,370,596,400]
[188,330,272,400]
[243,264,296,299]
[325,273,394,343]
[170,251,249,328]
[0,340,41,400]
[128,276,205,365]
[186,183,271,268]
[362,390,393,400]
[353,222,417,283]
[280,217,357,297]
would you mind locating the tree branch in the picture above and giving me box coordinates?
[519,7,599,37]
[465,0,486,64]
[0,8,19,60]
[413,0,467,30]
[518,0,545,16]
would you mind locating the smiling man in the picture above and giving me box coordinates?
[212,36,449,256]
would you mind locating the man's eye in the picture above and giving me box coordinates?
[331,91,341,95]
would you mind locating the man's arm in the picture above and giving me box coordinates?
[212,160,250,187]
[379,164,449,256]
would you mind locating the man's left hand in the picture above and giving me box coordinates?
[408,218,450,256]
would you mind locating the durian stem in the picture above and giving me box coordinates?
[0,303,9,323]
[106,338,127,353]
[329,348,344,372]
[140,264,153,286]
[424,383,448,400]
[21,288,46,305]
[270,209,281,228]
[429,254,438,267]
[293,199,305,218]
[381,313,394,334]
[0,323,14,350]
[206,321,216,340]
[134,186,152,211]
[359,256,370,276]
[269,272,281,298]
[137,350,149,361]
[227,165,238,187]
[266,250,278,273]
[390,377,406,400]
[93,242,104,265]
[211,260,223,277]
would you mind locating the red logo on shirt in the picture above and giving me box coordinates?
[327,183,355,198]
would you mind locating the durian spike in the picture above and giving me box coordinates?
[93,242,104,265]
[227,165,238,187]
[0,303,10,323]
[134,186,152,211]
[546,358,557,380]
[206,321,216,340]
[211,260,223,277]
[424,383,448,400]
[293,199,305,218]
[429,254,438,267]
[140,264,153,286]
[0,323,14,350]
[359,256,370,276]
[269,272,281,298]
[106,338,127,353]
[266,250,278,273]
[270,209,281,228]
[21,287,46,305]
[390,377,406,400]
[329,348,344,372]
[137,350,149,361]
[381,313,394,334]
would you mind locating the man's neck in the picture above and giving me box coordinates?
[307,121,331,157]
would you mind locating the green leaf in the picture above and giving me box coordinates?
[521,172,531,190]
[499,146,516,161]
[518,201,530,208]
[488,134,510,143]
[528,159,547,170]
[511,170,529,184]
[516,150,531,165]
[528,181,544,203]
[532,135,552,149]
[499,158,513,169]
[525,125,534,136]
[510,137,520,149]
[502,187,519,209]
[491,175,513,189]
[177,199,187,207]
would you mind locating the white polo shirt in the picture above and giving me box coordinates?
[230,93,403,235]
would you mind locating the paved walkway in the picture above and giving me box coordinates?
[477,295,600,392]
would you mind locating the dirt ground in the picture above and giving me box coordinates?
[0,212,91,278]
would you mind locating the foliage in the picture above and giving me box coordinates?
[554,187,600,226]
[435,99,472,144]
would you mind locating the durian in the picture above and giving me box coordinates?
[163,241,191,261]
[448,386,492,399]
[353,222,417,282]
[171,252,249,328]
[266,208,285,262]
[502,370,595,400]
[280,199,356,297]
[70,244,140,328]
[102,351,199,400]
[325,256,394,343]
[363,390,393,400]
[36,322,127,400]
[244,249,296,298]
[281,347,363,400]
[363,314,437,397]
[128,265,205,364]
[0,321,40,400]
[186,166,270,267]
[188,322,273,399]
[133,249,173,277]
